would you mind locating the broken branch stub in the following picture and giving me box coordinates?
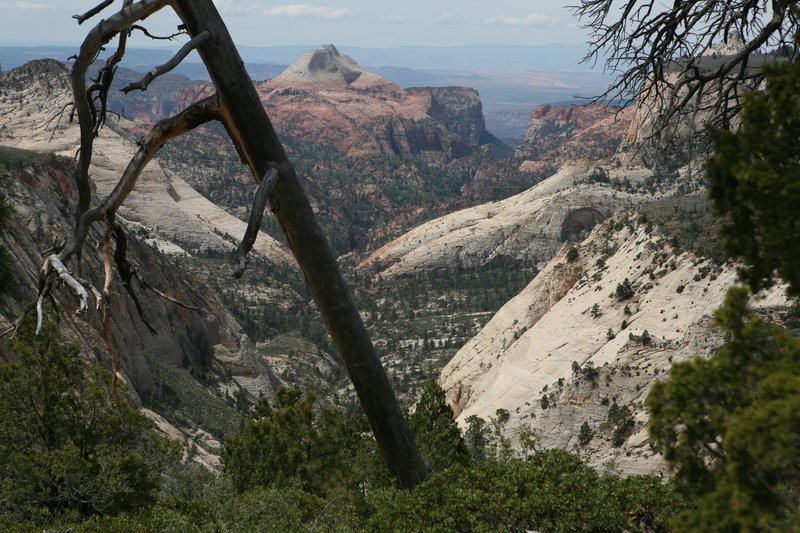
[37,256,89,334]
[121,30,211,93]
[234,165,280,278]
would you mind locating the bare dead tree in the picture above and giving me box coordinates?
[11,0,427,489]
[572,0,799,142]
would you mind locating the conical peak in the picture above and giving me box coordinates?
[319,43,340,54]
[276,44,385,86]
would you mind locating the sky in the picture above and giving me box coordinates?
[0,0,590,48]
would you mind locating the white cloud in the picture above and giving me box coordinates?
[264,4,349,19]
[213,0,259,14]
[428,12,459,25]
[379,15,407,23]
[14,1,51,10]
[485,13,555,27]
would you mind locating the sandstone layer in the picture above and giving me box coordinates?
[440,214,787,474]
[0,60,295,268]
[177,45,493,161]
[515,102,633,174]
[359,157,655,277]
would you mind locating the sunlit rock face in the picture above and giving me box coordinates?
[440,214,787,476]
[515,102,633,175]
[0,59,295,267]
[176,44,491,162]
[358,160,650,278]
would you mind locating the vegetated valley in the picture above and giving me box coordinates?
[1,35,798,532]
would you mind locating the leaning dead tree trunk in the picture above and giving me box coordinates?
[23,0,426,489]
[170,0,427,488]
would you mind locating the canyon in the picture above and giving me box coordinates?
[0,44,785,476]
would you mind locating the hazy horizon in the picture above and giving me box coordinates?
[0,1,589,49]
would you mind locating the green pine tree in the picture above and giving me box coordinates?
[648,288,800,531]
[408,380,470,473]
[707,44,800,297]
[646,45,800,532]
[0,315,179,527]
[222,386,388,498]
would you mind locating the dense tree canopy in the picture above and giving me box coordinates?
[708,45,800,296]
[221,387,389,498]
[367,449,686,533]
[0,316,178,527]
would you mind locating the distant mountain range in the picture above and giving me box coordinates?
[0,43,609,139]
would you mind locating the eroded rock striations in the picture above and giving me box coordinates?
[439,213,787,475]
[0,60,295,267]
[177,45,495,161]
[515,103,633,175]
[0,152,284,467]
[359,157,656,277]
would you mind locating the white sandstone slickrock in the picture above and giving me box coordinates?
[360,158,656,278]
[440,214,787,474]
[0,60,295,269]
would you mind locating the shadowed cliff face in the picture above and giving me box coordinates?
[0,148,283,462]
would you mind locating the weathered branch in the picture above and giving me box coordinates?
[234,165,280,278]
[73,0,115,24]
[132,270,203,311]
[100,218,124,405]
[36,256,90,334]
[121,30,211,93]
[88,12,131,137]
[571,0,799,148]
[71,0,168,233]
[112,224,157,333]
[129,24,185,40]
[1,300,37,339]
[13,94,219,340]
[59,94,220,265]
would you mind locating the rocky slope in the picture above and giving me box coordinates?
[359,154,668,278]
[515,103,633,175]
[0,59,295,269]
[439,211,788,474]
[0,58,541,411]
[0,148,286,467]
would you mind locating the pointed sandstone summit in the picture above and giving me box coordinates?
[274,43,388,88]
[244,44,491,159]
